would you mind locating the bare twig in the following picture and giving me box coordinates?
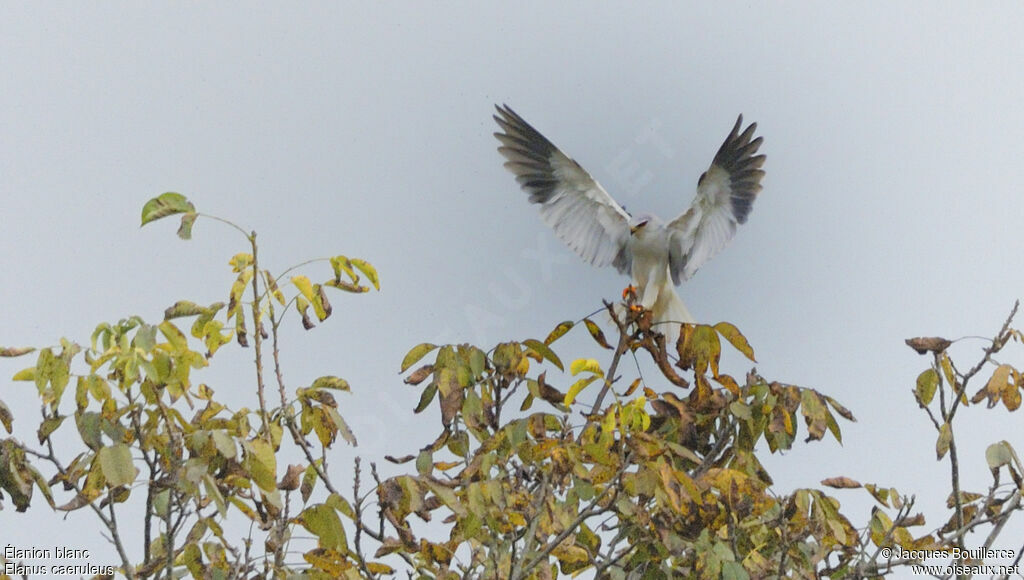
[590,301,633,417]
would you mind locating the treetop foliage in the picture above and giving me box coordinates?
[0,194,1022,579]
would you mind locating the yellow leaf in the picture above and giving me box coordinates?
[291,275,315,302]
[243,439,278,492]
[515,355,530,376]
[624,378,643,396]
[570,358,604,377]
[583,318,612,349]
[228,253,253,272]
[714,321,756,362]
[939,353,957,390]
[523,339,564,371]
[564,376,598,406]
[1003,380,1021,411]
[299,504,346,551]
[330,255,358,282]
[678,325,721,377]
[936,422,952,460]
[400,343,438,373]
[544,320,574,345]
[602,406,617,433]
[349,258,380,290]
[312,375,350,392]
[915,369,938,406]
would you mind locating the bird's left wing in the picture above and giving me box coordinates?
[494,105,633,274]
[666,115,765,284]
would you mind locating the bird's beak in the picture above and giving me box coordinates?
[630,222,646,235]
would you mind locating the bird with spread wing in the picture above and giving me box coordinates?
[493,105,765,345]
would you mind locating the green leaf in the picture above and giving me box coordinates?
[0,399,11,433]
[416,449,432,475]
[401,343,438,373]
[98,444,137,488]
[448,430,469,457]
[76,412,103,450]
[824,395,856,422]
[423,478,467,518]
[211,430,237,459]
[729,401,752,420]
[133,323,157,352]
[915,369,938,406]
[299,504,347,551]
[414,383,438,413]
[37,414,66,442]
[986,440,1015,470]
[800,389,828,441]
[243,439,277,492]
[327,492,355,520]
[469,348,486,377]
[329,408,357,446]
[202,473,227,516]
[177,212,197,240]
[141,193,195,226]
[544,320,574,345]
[714,322,756,362]
[28,464,55,509]
[523,339,564,371]
[722,560,750,580]
[311,376,350,392]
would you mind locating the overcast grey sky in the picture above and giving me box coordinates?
[4,2,1024,571]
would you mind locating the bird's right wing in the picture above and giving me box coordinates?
[666,115,765,284]
[493,105,633,274]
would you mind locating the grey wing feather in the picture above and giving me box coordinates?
[667,115,765,284]
[493,104,633,273]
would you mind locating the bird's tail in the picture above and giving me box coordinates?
[650,277,694,347]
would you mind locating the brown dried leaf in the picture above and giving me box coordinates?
[821,476,861,489]
[905,336,952,355]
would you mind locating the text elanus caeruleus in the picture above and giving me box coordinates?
[493,105,765,344]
